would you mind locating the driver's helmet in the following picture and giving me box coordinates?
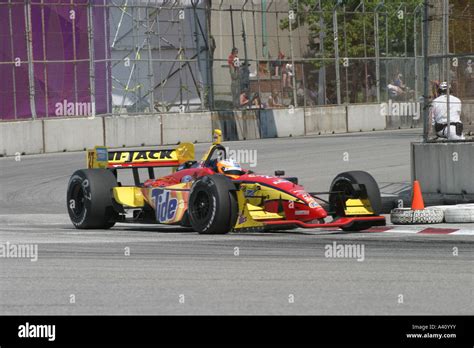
[216,159,245,178]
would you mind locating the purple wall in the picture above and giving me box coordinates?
[0,0,110,120]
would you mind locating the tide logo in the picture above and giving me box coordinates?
[152,189,178,223]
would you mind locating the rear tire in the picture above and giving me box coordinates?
[329,170,382,218]
[188,175,238,234]
[67,169,118,229]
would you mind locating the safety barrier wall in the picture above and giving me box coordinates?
[259,108,305,138]
[161,113,212,144]
[381,100,423,130]
[211,110,261,141]
[386,115,423,130]
[411,142,474,195]
[0,104,425,156]
[304,105,347,135]
[43,117,104,153]
[105,114,162,148]
[347,104,387,132]
[0,120,43,156]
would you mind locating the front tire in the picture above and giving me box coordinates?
[329,170,382,226]
[67,169,118,229]
[188,175,238,234]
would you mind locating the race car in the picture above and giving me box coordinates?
[66,129,386,233]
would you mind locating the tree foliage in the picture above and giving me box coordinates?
[280,0,424,60]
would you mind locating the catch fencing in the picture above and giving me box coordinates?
[0,0,472,124]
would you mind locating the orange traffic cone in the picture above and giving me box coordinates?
[411,180,425,210]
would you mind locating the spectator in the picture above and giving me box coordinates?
[393,73,405,89]
[430,82,464,140]
[307,83,318,106]
[228,47,240,108]
[366,74,376,101]
[268,90,284,108]
[282,60,294,89]
[296,82,305,106]
[240,91,250,109]
[209,35,216,71]
[250,93,264,109]
[271,51,285,77]
[465,59,473,96]
[240,60,250,92]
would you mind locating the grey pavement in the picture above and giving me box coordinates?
[0,129,472,315]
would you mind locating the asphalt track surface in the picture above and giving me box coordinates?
[1,129,473,315]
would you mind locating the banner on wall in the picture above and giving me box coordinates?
[0,0,110,120]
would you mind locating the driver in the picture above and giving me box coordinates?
[216,159,245,178]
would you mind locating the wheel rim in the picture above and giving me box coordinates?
[69,181,86,218]
[192,190,211,220]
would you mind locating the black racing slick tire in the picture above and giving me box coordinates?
[329,170,382,218]
[67,169,118,229]
[188,175,238,234]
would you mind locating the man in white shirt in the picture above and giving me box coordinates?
[430,82,465,140]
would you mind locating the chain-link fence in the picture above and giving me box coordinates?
[422,0,473,141]
[210,0,426,109]
[0,0,472,122]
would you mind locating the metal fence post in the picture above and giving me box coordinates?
[24,0,37,119]
[87,1,96,117]
[288,8,297,107]
[443,0,450,139]
[333,6,341,105]
[8,0,18,119]
[374,10,381,103]
[422,0,430,142]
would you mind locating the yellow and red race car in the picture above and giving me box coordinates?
[67,129,386,233]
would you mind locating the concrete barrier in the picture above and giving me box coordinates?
[162,112,212,144]
[383,100,423,129]
[385,115,423,130]
[0,120,43,156]
[304,106,347,135]
[347,104,386,132]
[43,117,104,153]
[260,108,305,138]
[105,114,162,148]
[411,142,474,195]
[461,99,474,134]
[211,110,260,141]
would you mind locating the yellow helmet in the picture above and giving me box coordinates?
[216,159,245,178]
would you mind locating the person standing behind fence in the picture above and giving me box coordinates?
[268,90,284,108]
[430,82,465,140]
[282,60,294,89]
[240,60,250,92]
[465,59,473,97]
[228,48,240,109]
[271,51,285,77]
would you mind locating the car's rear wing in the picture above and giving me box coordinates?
[86,143,195,169]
